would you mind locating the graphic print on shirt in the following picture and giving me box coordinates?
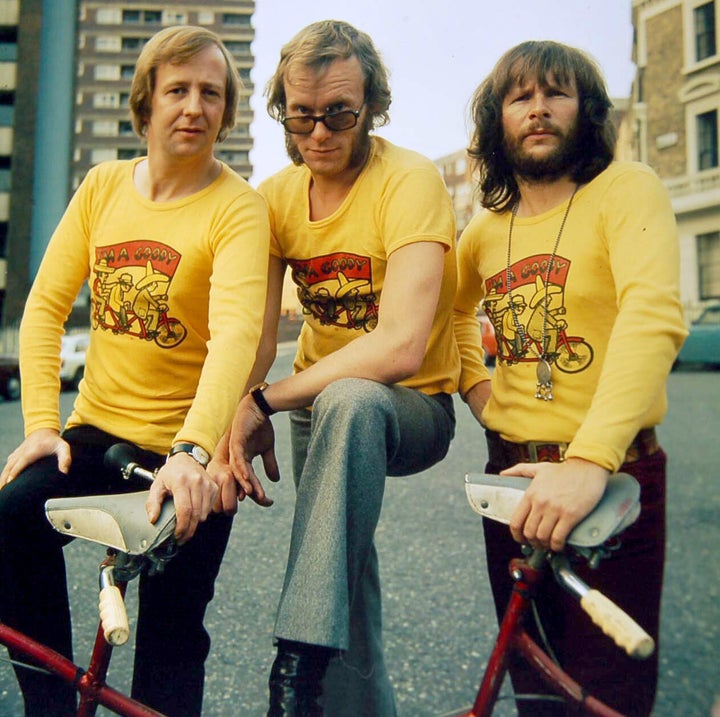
[288,252,379,332]
[90,241,188,348]
[483,253,594,373]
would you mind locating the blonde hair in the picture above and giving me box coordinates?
[129,25,241,141]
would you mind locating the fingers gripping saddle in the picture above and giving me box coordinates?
[45,491,176,555]
[464,472,641,549]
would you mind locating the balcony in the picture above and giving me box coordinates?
[665,168,720,215]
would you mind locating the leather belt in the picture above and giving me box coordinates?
[486,428,659,466]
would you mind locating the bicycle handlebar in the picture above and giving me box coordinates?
[552,554,654,659]
[580,589,654,659]
[99,565,130,646]
[97,445,161,647]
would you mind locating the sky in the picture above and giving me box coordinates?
[247,0,636,186]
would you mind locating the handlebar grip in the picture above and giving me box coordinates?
[580,589,654,659]
[99,585,130,646]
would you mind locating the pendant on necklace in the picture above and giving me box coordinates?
[536,358,554,401]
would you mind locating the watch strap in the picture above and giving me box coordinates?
[168,442,210,467]
[250,382,276,417]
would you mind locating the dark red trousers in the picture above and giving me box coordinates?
[483,446,666,717]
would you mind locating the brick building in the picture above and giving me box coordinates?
[632,0,720,316]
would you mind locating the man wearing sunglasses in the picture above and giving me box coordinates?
[210,19,459,717]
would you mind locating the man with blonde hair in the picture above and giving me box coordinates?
[0,26,269,717]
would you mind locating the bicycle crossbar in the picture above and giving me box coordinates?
[0,622,164,717]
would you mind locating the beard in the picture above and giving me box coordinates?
[285,113,374,171]
[503,120,580,182]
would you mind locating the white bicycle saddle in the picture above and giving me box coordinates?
[45,491,177,555]
[464,472,641,548]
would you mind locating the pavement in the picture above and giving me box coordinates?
[0,351,718,716]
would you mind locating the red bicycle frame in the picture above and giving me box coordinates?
[0,581,163,717]
[463,550,624,717]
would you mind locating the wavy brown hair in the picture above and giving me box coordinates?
[468,41,616,212]
[129,25,241,142]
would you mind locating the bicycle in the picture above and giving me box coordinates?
[0,444,178,716]
[91,299,188,349]
[495,326,594,374]
[453,471,654,717]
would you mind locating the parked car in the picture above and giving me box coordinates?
[0,354,20,401]
[479,312,498,367]
[675,304,720,369]
[60,332,89,390]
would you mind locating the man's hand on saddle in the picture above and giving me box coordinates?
[502,457,610,552]
[0,428,71,490]
[225,393,279,508]
[147,454,218,544]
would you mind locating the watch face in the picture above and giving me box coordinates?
[191,445,210,466]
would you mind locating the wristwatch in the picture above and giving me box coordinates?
[249,381,276,417]
[167,442,211,467]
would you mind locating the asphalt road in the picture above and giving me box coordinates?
[0,346,718,716]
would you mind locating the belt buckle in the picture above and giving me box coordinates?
[526,441,566,463]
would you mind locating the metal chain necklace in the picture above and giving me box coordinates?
[505,185,578,401]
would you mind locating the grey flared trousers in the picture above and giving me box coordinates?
[273,378,455,717]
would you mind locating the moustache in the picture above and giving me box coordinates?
[524,122,560,137]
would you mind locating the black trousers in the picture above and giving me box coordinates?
[0,425,233,717]
[483,445,666,717]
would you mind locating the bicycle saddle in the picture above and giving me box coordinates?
[464,472,640,549]
[45,491,176,555]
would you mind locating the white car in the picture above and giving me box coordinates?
[60,333,89,390]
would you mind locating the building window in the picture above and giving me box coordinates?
[121,37,145,51]
[0,222,8,257]
[92,120,118,137]
[121,65,135,80]
[123,9,162,24]
[695,2,716,62]
[222,13,251,26]
[225,41,252,56]
[91,148,117,164]
[163,11,187,25]
[97,8,122,24]
[118,148,143,160]
[95,64,120,81]
[698,232,720,298]
[96,35,121,52]
[697,109,719,169]
[118,120,134,136]
[94,93,119,109]
[217,150,249,165]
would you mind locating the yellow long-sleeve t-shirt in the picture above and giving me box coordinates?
[454,162,687,471]
[20,158,270,456]
[259,137,460,396]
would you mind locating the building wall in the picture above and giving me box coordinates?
[2,0,43,326]
[643,5,687,176]
[73,1,256,188]
[633,0,720,317]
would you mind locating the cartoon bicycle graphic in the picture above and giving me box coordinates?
[496,322,594,373]
[487,273,594,374]
[91,256,187,349]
